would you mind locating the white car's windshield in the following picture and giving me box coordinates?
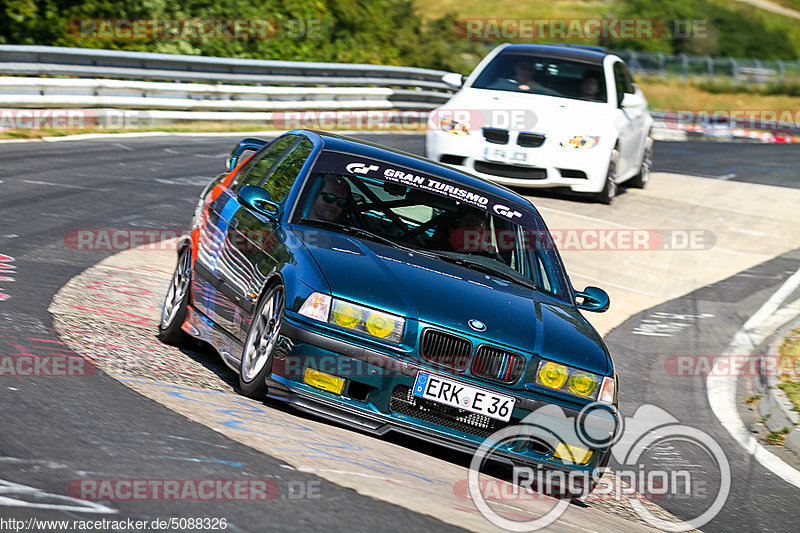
[293,150,571,298]
[472,53,607,103]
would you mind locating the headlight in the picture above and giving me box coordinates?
[439,118,470,135]
[536,359,612,402]
[538,361,568,389]
[561,136,600,149]
[299,292,405,344]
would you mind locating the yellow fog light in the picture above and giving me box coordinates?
[538,361,568,390]
[568,372,598,397]
[365,312,394,339]
[332,302,361,329]
[303,367,345,395]
[554,443,593,465]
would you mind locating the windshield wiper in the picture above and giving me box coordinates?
[299,218,424,255]
[430,252,536,289]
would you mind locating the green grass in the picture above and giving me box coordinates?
[778,326,800,413]
[744,394,763,405]
[767,0,800,13]
[763,427,792,446]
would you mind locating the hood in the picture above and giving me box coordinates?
[294,228,609,373]
[446,88,615,136]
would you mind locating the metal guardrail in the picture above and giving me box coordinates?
[0,45,458,125]
[613,49,800,82]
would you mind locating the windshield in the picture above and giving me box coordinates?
[472,53,607,103]
[292,150,570,298]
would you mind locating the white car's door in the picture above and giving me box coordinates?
[612,61,645,179]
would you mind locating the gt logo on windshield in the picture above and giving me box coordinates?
[493,204,523,220]
[346,162,379,175]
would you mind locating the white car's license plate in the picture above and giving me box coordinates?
[412,371,516,422]
[483,146,528,164]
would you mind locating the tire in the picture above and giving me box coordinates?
[628,137,653,189]
[158,248,192,346]
[238,284,285,399]
[596,149,619,205]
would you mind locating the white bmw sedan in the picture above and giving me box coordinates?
[426,44,653,204]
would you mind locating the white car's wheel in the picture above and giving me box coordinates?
[596,149,619,205]
[629,137,653,189]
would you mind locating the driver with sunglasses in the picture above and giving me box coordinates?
[309,174,350,223]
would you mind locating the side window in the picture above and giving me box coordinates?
[232,134,297,192]
[613,62,635,97]
[535,253,554,294]
[262,138,314,204]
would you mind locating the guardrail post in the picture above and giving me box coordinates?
[705,55,713,79]
[680,53,688,80]
[657,52,665,80]
[731,58,738,86]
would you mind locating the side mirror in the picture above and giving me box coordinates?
[575,286,609,313]
[442,72,466,89]
[620,92,644,108]
[226,138,268,172]
[238,185,279,219]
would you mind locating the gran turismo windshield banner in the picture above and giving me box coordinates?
[317,150,540,228]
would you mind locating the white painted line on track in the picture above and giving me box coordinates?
[21,179,93,190]
[707,265,800,489]
[42,131,172,142]
[113,142,134,151]
[535,206,634,229]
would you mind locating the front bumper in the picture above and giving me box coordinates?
[426,129,612,193]
[269,314,618,478]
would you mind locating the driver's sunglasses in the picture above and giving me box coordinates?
[320,192,347,207]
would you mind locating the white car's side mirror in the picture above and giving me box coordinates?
[442,73,465,89]
[620,92,645,108]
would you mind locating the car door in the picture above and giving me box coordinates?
[223,136,315,341]
[613,62,647,178]
[193,134,298,331]
[612,61,639,177]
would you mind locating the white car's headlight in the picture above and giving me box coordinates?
[561,136,600,149]
[439,118,470,135]
[299,292,405,344]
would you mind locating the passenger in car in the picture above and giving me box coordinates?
[579,71,603,101]
[431,205,495,255]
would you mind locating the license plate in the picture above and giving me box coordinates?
[483,146,528,164]
[412,371,516,422]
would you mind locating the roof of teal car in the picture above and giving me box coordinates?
[300,130,541,214]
